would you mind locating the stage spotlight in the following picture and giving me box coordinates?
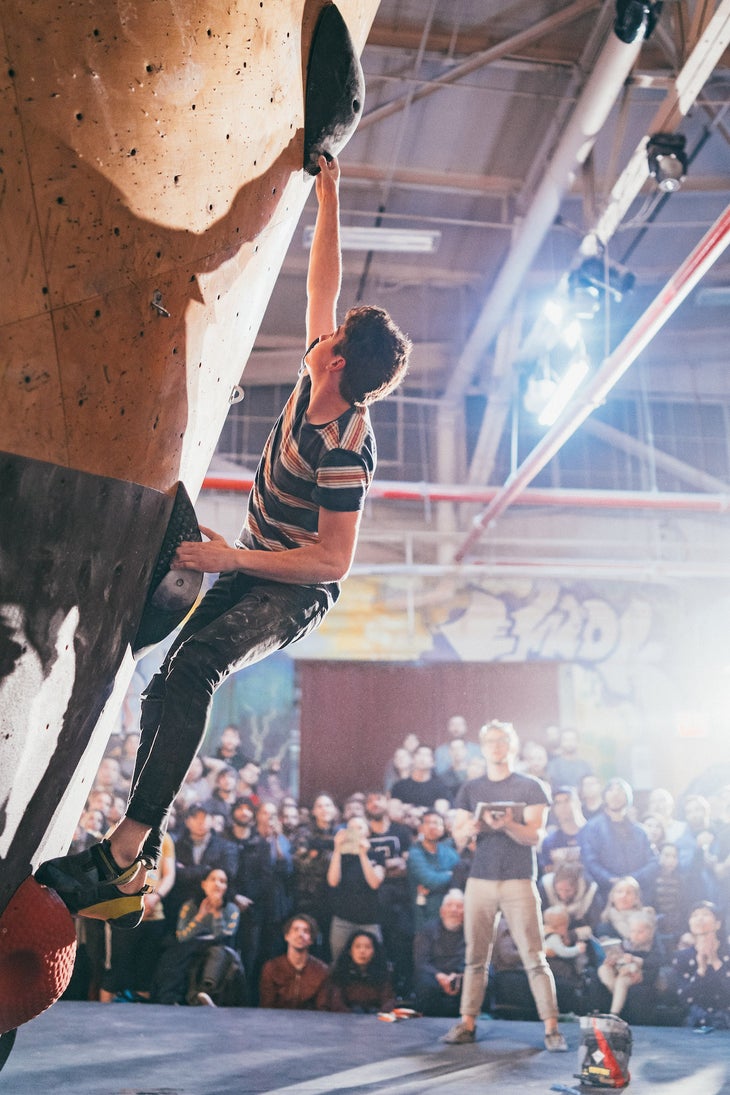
[567,282,601,320]
[614,0,663,43]
[569,256,635,303]
[647,132,688,193]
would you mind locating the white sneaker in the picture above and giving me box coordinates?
[544,1031,568,1052]
[442,1022,476,1044]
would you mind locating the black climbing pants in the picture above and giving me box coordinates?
[126,570,330,844]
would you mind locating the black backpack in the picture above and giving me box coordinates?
[186,944,247,1007]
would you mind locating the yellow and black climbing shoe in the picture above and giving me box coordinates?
[35,840,150,930]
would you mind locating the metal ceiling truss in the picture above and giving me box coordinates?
[212,2,730,577]
[454,201,730,561]
[450,0,730,561]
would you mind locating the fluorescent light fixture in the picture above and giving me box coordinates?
[538,356,590,426]
[303,225,441,253]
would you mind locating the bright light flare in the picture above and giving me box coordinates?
[543,298,565,326]
[538,356,590,426]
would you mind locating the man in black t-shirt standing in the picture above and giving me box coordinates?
[443,720,567,1052]
[365,790,414,996]
[391,746,451,809]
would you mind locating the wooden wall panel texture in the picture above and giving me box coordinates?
[0,0,379,915]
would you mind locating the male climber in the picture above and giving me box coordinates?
[36,155,412,927]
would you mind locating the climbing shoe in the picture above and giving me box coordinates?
[35,840,151,930]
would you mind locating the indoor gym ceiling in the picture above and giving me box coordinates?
[208,0,730,581]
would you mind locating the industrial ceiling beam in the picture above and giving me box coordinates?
[462,0,730,497]
[365,11,598,59]
[342,162,729,196]
[584,0,730,252]
[583,418,730,494]
[442,16,647,414]
[358,0,598,132]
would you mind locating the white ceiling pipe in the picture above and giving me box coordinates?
[350,560,730,581]
[453,200,730,562]
[586,0,730,251]
[517,0,730,365]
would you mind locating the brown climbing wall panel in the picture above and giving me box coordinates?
[0,0,379,915]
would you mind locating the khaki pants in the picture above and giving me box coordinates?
[461,877,558,1022]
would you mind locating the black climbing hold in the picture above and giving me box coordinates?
[303,4,365,175]
[133,481,203,655]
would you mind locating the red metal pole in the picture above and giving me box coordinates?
[201,475,730,514]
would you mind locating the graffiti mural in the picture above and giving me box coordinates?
[293,571,730,787]
[108,572,730,796]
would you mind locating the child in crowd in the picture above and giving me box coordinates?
[640,813,666,856]
[597,907,662,1019]
[540,860,602,932]
[543,903,595,1015]
[596,876,643,939]
[543,904,588,965]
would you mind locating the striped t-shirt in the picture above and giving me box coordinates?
[235,371,376,602]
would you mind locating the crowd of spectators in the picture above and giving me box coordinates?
[63,718,730,1028]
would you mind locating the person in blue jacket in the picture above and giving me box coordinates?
[407,809,460,930]
[578,777,658,905]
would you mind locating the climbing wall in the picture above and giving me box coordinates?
[0,0,378,916]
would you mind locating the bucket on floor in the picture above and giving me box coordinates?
[576,1013,632,1088]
